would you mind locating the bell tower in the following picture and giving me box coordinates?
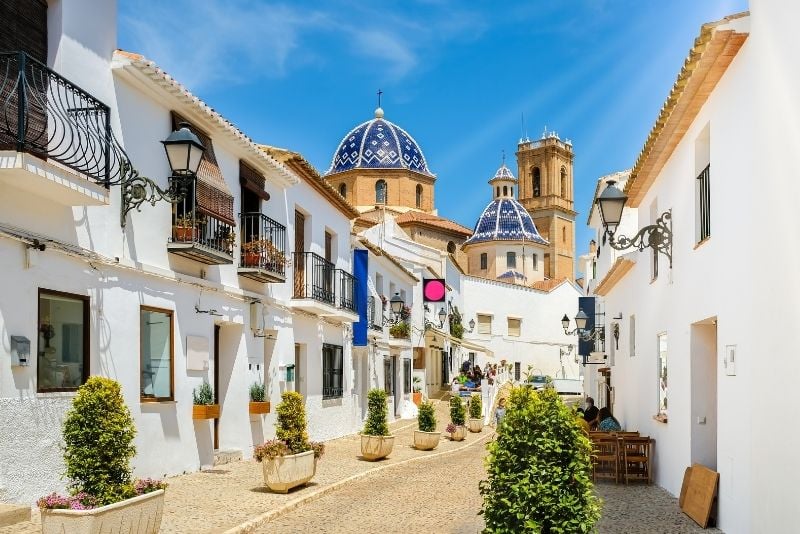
[516,130,576,281]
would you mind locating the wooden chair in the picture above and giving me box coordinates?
[620,436,652,484]
[591,437,619,483]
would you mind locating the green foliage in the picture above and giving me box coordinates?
[192,382,214,405]
[469,394,483,419]
[413,376,422,393]
[389,321,410,338]
[479,386,600,533]
[417,401,436,432]
[449,395,466,426]
[276,391,310,454]
[363,388,390,436]
[450,322,464,339]
[62,377,137,506]
[249,382,266,402]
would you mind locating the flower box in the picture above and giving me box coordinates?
[192,404,220,420]
[468,418,483,433]
[249,401,271,415]
[261,450,316,494]
[40,489,164,534]
[360,434,395,461]
[413,430,440,451]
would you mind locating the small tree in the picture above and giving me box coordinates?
[469,394,482,419]
[62,377,136,505]
[449,395,466,426]
[276,391,310,454]
[480,385,600,533]
[363,388,390,436]
[417,401,436,432]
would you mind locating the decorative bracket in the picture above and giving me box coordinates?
[120,165,193,227]
[606,210,672,267]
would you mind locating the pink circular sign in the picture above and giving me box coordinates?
[423,279,446,302]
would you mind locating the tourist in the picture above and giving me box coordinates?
[597,407,622,432]
[583,397,599,427]
[473,365,483,380]
[575,407,590,434]
[494,397,507,426]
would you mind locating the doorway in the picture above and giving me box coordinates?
[441,350,449,388]
[213,325,220,450]
[691,318,718,469]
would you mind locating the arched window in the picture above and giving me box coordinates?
[503,185,508,197]
[375,179,387,204]
[496,186,500,198]
[510,187,514,197]
[533,167,541,197]
[447,241,456,254]
[339,183,347,198]
[560,166,567,197]
[562,226,567,242]
[416,184,423,208]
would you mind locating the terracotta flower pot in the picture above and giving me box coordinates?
[173,226,194,242]
[262,450,317,493]
[413,430,441,451]
[248,401,270,415]
[413,392,422,406]
[192,404,220,420]
[243,251,260,267]
[468,418,483,433]
[40,489,165,534]
[449,426,467,441]
[360,434,395,461]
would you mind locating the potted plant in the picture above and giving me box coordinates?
[468,393,483,432]
[413,400,440,450]
[255,391,324,493]
[360,388,394,460]
[389,321,410,339]
[173,212,196,242]
[192,382,220,420]
[249,382,270,415]
[412,376,423,406]
[38,377,166,534]
[448,395,467,441]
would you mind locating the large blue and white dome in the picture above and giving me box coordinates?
[326,108,433,176]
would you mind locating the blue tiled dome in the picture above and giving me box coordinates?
[465,197,548,245]
[326,108,432,176]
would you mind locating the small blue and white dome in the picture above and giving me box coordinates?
[326,108,433,176]
[464,164,548,246]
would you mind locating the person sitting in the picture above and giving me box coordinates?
[575,407,590,434]
[473,365,483,381]
[597,407,622,432]
[583,397,599,428]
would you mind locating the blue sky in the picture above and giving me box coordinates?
[119,0,747,276]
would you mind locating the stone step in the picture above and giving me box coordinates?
[213,449,242,466]
[0,503,30,528]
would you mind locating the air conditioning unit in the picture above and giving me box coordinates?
[586,352,607,364]
[250,302,264,335]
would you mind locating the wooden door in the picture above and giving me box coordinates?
[294,211,305,297]
[213,325,220,450]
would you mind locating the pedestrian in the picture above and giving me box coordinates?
[583,397,599,427]
[494,397,507,427]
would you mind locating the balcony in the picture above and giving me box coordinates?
[0,52,111,205]
[167,181,235,265]
[238,212,286,283]
[367,295,384,332]
[291,251,358,322]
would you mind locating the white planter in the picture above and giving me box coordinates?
[360,434,395,460]
[449,426,467,441]
[40,489,165,534]
[413,430,441,451]
[262,450,317,494]
[468,418,483,433]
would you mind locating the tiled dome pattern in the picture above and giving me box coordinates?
[491,164,516,181]
[326,115,432,176]
[465,197,548,245]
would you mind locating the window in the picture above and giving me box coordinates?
[562,226,566,243]
[480,253,488,270]
[510,187,513,197]
[140,306,174,401]
[38,289,89,392]
[322,344,343,399]
[416,184,423,208]
[503,185,508,196]
[532,253,538,271]
[384,355,395,396]
[629,315,636,357]
[469,352,476,366]
[696,164,711,242]
[477,314,492,335]
[325,231,333,263]
[403,358,411,394]
[506,251,516,269]
[375,179,387,204]
[560,166,567,197]
[339,183,347,198]
[514,362,521,381]
[657,333,668,417]
[532,167,541,197]
[507,318,521,337]
[496,186,500,198]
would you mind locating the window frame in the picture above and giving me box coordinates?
[696,164,711,243]
[403,358,411,394]
[322,343,344,400]
[532,253,538,271]
[37,288,90,393]
[140,305,175,402]
[506,251,517,269]
[339,183,347,198]
[375,179,387,204]
[415,184,423,208]
[477,314,492,335]
[532,167,541,197]
[479,253,488,270]
[507,317,521,337]
[384,355,395,396]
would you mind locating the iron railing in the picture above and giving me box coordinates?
[336,269,357,313]
[0,51,115,185]
[367,295,383,331]
[239,212,286,275]
[293,252,335,305]
[170,181,234,256]
[322,343,344,400]
[696,164,711,241]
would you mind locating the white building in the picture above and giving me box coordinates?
[581,5,800,532]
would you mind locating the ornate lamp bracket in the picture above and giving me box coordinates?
[120,165,193,227]
[606,210,672,268]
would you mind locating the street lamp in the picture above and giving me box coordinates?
[468,318,476,333]
[596,180,673,267]
[561,310,602,342]
[438,307,447,328]
[389,292,404,322]
[162,122,205,177]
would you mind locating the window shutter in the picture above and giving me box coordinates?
[477,314,491,335]
[239,161,269,201]
[507,318,521,337]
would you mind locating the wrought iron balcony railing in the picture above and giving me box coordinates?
[336,269,357,313]
[168,181,234,264]
[0,51,116,185]
[239,212,286,277]
[367,295,383,331]
[293,252,336,305]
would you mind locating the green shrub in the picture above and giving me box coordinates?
[479,385,600,533]
[192,382,214,405]
[449,395,466,426]
[417,401,436,432]
[62,377,137,506]
[363,388,390,436]
[275,391,310,454]
[249,382,266,402]
[469,394,482,419]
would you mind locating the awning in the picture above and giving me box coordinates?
[240,161,270,202]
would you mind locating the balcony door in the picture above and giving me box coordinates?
[294,211,305,298]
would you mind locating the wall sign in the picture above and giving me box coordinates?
[423,278,446,302]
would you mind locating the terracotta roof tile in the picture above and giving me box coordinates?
[394,211,472,236]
